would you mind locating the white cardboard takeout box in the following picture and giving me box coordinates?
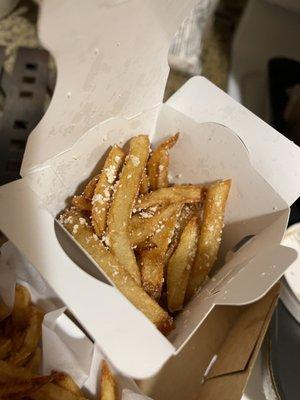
[0,0,300,379]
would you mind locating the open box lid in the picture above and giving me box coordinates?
[21,0,198,174]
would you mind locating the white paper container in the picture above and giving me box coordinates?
[0,0,300,379]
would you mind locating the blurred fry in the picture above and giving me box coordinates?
[0,338,11,360]
[10,305,44,367]
[54,372,83,396]
[25,348,42,374]
[99,361,117,400]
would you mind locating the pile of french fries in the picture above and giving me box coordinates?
[0,285,117,400]
[60,134,231,332]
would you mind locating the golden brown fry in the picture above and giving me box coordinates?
[129,204,180,248]
[61,209,173,334]
[165,204,199,262]
[82,174,100,200]
[140,170,150,195]
[0,299,10,321]
[156,150,169,189]
[11,329,26,355]
[0,371,58,398]
[71,195,92,213]
[54,372,83,396]
[99,361,117,400]
[71,175,101,213]
[91,145,125,237]
[167,216,199,312]
[12,285,31,329]
[0,362,87,400]
[107,135,150,285]
[147,133,179,190]
[0,337,11,360]
[186,180,231,301]
[25,348,42,374]
[136,185,203,211]
[140,205,182,300]
[10,305,44,367]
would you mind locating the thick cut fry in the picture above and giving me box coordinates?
[82,174,100,200]
[12,285,31,329]
[91,145,125,237]
[99,361,117,400]
[72,195,92,212]
[61,209,173,334]
[10,305,44,366]
[25,348,42,373]
[136,185,203,211]
[71,175,100,212]
[140,205,182,300]
[167,216,199,312]
[107,135,150,285]
[140,170,150,195]
[165,204,199,262]
[130,204,180,247]
[0,371,59,398]
[147,133,179,190]
[54,372,82,396]
[0,337,11,360]
[186,180,231,301]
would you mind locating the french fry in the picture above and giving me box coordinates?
[107,135,150,285]
[82,174,100,200]
[54,372,83,396]
[61,209,173,334]
[25,348,42,374]
[129,204,180,248]
[0,362,87,400]
[136,185,203,211]
[165,204,199,262]
[0,337,11,360]
[9,305,44,366]
[147,133,179,190]
[12,284,31,329]
[167,216,199,312]
[186,179,231,301]
[140,170,150,195]
[91,145,125,237]
[0,299,10,321]
[72,195,92,213]
[140,205,182,300]
[71,175,100,213]
[0,371,59,398]
[99,361,117,400]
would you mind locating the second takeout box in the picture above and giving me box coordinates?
[0,0,300,379]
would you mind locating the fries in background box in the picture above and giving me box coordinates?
[0,283,119,400]
[60,133,231,332]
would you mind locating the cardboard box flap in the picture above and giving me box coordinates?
[167,77,300,206]
[139,286,280,400]
[22,0,198,174]
[207,283,280,379]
